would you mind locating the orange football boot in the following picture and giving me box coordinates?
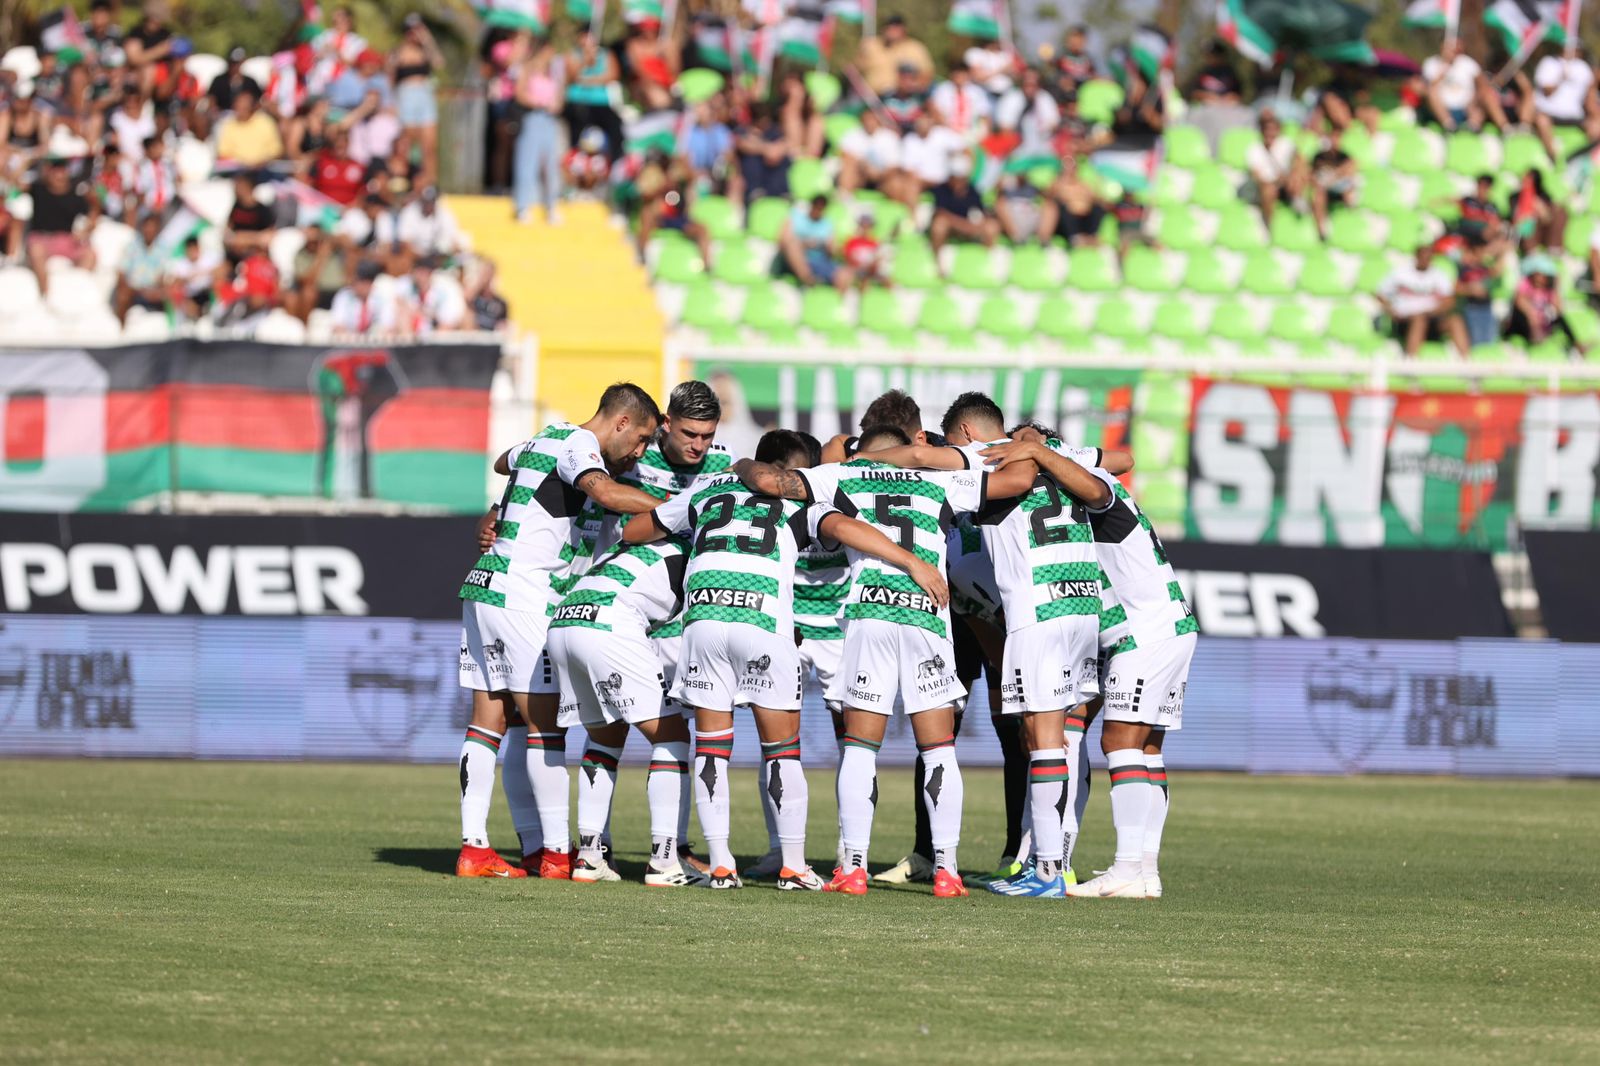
[538,847,574,880]
[823,867,869,895]
[932,869,969,898]
[456,845,528,878]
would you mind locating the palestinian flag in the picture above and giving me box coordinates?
[38,7,88,54]
[1402,0,1461,30]
[476,0,546,32]
[1,341,500,512]
[824,0,870,25]
[1216,0,1276,67]
[948,0,1001,41]
[1484,0,1562,57]
[1129,25,1173,81]
[693,16,736,71]
[625,108,684,154]
[624,0,664,23]
[776,5,827,65]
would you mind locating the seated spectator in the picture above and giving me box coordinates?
[391,14,443,188]
[209,48,263,116]
[1453,173,1506,245]
[563,126,611,195]
[330,257,397,333]
[395,186,459,256]
[563,30,624,163]
[109,83,156,159]
[84,0,126,78]
[1111,186,1152,258]
[286,225,346,319]
[881,63,931,133]
[167,234,225,320]
[216,88,284,167]
[1377,244,1469,356]
[1046,157,1107,246]
[0,87,51,184]
[622,17,678,112]
[842,212,889,288]
[634,154,712,267]
[1053,25,1098,94]
[856,15,934,97]
[735,103,792,205]
[337,192,397,256]
[213,252,280,332]
[683,99,742,201]
[123,2,175,100]
[965,38,1015,98]
[1189,40,1242,106]
[1524,48,1599,162]
[328,49,392,115]
[776,193,854,291]
[26,157,98,296]
[467,259,510,331]
[1242,111,1302,227]
[1454,240,1500,348]
[133,136,178,216]
[311,6,367,96]
[1422,38,1509,133]
[1053,90,1111,157]
[929,61,991,143]
[399,254,467,334]
[995,67,1059,161]
[225,173,276,262]
[1506,254,1587,354]
[286,96,335,162]
[1510,168,1566,252]
[310,128,370,206]
[778,72,825,159]
[1311,63,1379,137]
[1308,142,1357,240]
[837,108,906,201]
[113,212,167,322]
[93,142,133,224]
[994,171,1053,244]
[928,157,998,257]
[899,112,965,201]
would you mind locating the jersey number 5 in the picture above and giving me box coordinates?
[874,494,916,551]
[696,494,782,556]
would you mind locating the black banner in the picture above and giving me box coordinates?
[1524,532,1600,642]
[0,513,476,618]
[1164,542,1511,640]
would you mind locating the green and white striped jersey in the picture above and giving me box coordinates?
[651,471,833,635]
[972,468,1101,633]
[549,538,690,635]
[947,515,1003,624]
[794,539,850,642]
[799,459,985,640]
[1073,460,1195,652]
[460,423,607,612]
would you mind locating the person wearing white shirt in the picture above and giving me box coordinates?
[336,195,399,251]
[965,39,1014,98]
[899,113,966,198]
[1242,111,1303,227]
[394,256,467,334]
[1377,245,1469,356]
[1422,38,1507,132]
[329,259,399,334]
[994,67,1060,160]
[837,108,908,201]
[1527,51,1600,161]
[929,63,992,142]
[396,188,461,256]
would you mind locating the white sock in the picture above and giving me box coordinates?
[761,734,808,871]
[1143,753,1168,878]
[647,741,689,867]
[693,728,736,872]
[576,741,622,861]
[1027,747,1068,880]
[499,725,542,857]
[458,726,502,849]
[1106,748,1152,878]
[919,735,963,875]
[527,731,570,853]
[836,733,881,871]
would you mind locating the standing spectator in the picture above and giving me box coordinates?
[1307,141,1357,240]
[216,88,284,167]
[1189,40,1242,106]
[777,193,854,291]
[467,259,510,331]
[286,96,335,162]
[329,258,397,333]
[735,103,792,205]
[1053,25,1098,93]
[929,61,992,143]
[113,212,168,322]
[310,128,370,207]
[563,30,624,163]
[622,18,678,112]
[881,64,930,133]
[1377,244,1469,356]
[396,187,460,257]
[684,99,741,201]
[995,67,1060,162]
[1242,111,1302,227]
[328,49,391,115]
[224,174,277,263]
[1525,48,1599,162]
[484,36,525,193]
[1510,169,1566,252]
[778,72,825,159]
[1422,38,1509,133]
[391,14,444,189]
[84,0,126,76]
[209,48,263,115]
[856,15,934,96]
[1455,240,1500,348]
[1111,65,1164,145]
[842,212,888,288]
[928,157,998,257]
[1505,254,1587,354]
[512,38,565,224]
[26,157,98,296]
[837,108,905,200]
[123,1,175,100]
[1111,186,1152,259]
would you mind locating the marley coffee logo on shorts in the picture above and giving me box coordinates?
[687,587,764,610]
[36,650,135,729]
[745,655,771,674]
[596,671,635,708]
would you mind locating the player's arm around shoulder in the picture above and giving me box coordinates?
[732,457,813,501]
[818,512,949,609]
[576,469,666,515]
[860,443,966,470]
[983,439,1111,509]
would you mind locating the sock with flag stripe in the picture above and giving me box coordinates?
[694,728,736,872]
[836,734,881,871]
[459,726,502,849]
[576,742,623,861]
[1028,746,1068,880]
[647,740,689,867]
[499,725,543,858]
[527,731,571,853]
[1064,714,1091,870]
[761,734,808,871]
[1107,748,1152,878]
[1143,751,1168,879]
[918,735,962,875]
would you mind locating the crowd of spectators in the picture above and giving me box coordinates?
[0,0,508,341]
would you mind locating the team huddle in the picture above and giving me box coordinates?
[454,378,1196,898]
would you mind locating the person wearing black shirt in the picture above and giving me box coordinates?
[928,158,998,256]
[26,158,98,295]
[1190,41,1242,106]
[224,173,276,263]
[208,48,263,114]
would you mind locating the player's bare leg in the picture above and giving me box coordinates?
[521,693,572,878]
[752,705,822,890]
[690,707,740,887]
[456,690,526,878]
[1066,717,1154,899]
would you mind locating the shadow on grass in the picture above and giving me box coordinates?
[373,847,461,875]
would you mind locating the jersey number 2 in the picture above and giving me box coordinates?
[1030,482,1085,545]
[696,494,782,556]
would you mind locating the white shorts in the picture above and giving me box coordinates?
[671,621,803,713]
[458,601,559,695]
[799,635,844,713]
[827,618,967,716]
[999,615,1102,716]
[1100,632,1197,732]
[548,625,676,728]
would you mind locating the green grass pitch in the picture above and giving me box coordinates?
[1,759,1597,1063]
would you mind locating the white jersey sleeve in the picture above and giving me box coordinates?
[651,481,696,538]
[938,468,985,516]
[556,428,607,487]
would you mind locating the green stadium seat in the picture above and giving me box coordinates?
[1148,167,1193,207]
[858,287,910,335]
[1564,214,1595,257]
[1327,303,1380,346]
[1123,245,1179,292]
[1008,244,1063,291]
[917,296,969,337]
[866,200,910,241]
[1182,248,1234,295]
[1297,253,1346,297]
[1231,335,1276,359]
[1092,298,1141,339]
[1217,127,1260,171]
[681,282,737,330]
[1188,165,1239,211]
[703,322,744,346]
[804,71,842,112]
[1356,254,1393,293]
[740,284,796,331]
[824,112,861,149]
[1385,212,1427,252]
[1337,125,1379,169]
[1327,211,1386,254]
[676,68,725,103]
[1163,125,1211,169]
[1241,251,1295,296]
[1389,128,1442,175]
[690,195,742,240]
[1152,299,1205,342]
[1270,211,1320,252]
[712,238,769,286]
[789,158,832,200]
[1359,171,1411,216]
[929,328,982,350]
[653,238,705,284]
[1501,133,1549,175]
[1155,205,1207,250]
[1527,338,1570,364]
[890,242,941,289]
[1267,303,1319,344]
[1567,303,1600,346]
[800,287,851,333]
[1445,133,1492,178]
[1066,246,1119,291]
[1555,124,1589,159]
[1075,79,1124,126]
[1418,172,1463,220]
[749,321,804,346]
[1378,107,1417,133]
[1208,299,1257,341]
[976,295,1031,344]
[1035,300,1090,345]
[1215,202,1269,251]
[747,197,790,241]
[948,245,1005,290]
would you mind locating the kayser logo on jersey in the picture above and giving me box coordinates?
[688,587,764,609]
[1047,579,1100,601]
[552,602,600,623]
[858,585,935,613]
